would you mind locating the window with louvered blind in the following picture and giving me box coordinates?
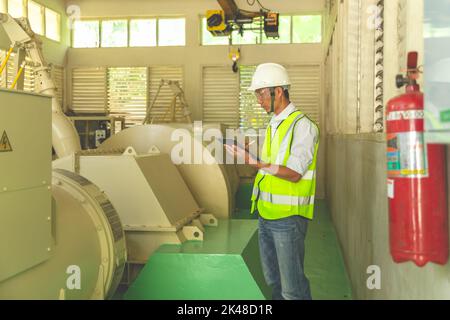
[202,65,321,129]
[147,66,184,123]
[51,64,65,106]
[0,50,64,103]
[71,65,184,126]
[71,67,107,114]
[287,65,321,125]
[0,52,28,89]
[239,65,271,130]
[0,50,8,88]
[108,67,147,127]
[23,60,35,92]
[6,54,14,88]
[24,63,65,104]
[202,66,239,127]
[0,51,43,93]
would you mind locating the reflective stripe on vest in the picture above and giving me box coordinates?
[258,169,315,180]
[251,109,319,220]
[258,191,314,206]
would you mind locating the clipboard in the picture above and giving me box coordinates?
[218,137,261,162]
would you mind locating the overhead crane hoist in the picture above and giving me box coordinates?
[206,0,280,38]
[206,0,279,72]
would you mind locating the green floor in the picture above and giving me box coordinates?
[114,183,352,300]
[233,183,352,300]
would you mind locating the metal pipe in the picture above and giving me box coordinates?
[10,61,25,89]
[356,0,362,134]
[0,45,13,74]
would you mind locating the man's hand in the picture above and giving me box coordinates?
[224,144,259,167]
[224,141,302,183]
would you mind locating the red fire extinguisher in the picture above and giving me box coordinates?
[386,52,448,267]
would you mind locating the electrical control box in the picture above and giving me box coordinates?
[264,12,279,38]
[68,116,125,150]
[0,89,52,282]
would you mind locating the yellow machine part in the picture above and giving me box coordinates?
[206,10,227,31]
[0,169,127,299]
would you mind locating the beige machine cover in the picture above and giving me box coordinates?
[53,150,218,266]
[0,89,125,299]
[99,124,240,219]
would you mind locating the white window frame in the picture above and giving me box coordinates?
[7,0,26,18]
[44,7,61,42]
[72,19,100,48]
[27,0,45,35]
[3,0,64,42]
[100,19,129,48]
[157,17,186,47]
[72,16,187,48]
[129,18,157,47]
[0,0,8,13]
[292,14,323,44]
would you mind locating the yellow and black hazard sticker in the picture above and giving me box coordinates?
[0,130,13,152]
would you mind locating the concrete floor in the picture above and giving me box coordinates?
[233,183,353,300]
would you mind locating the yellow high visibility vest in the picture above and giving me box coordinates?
[251,110,319,220]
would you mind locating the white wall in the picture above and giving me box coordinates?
[327,134,450,300]
[326,0,450,299]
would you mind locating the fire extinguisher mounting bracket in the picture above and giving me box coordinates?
[396,74,408,89]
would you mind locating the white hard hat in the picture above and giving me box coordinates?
[248,63,291,91]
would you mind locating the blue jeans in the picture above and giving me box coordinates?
[258,214,312,300]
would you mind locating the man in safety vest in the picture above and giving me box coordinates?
[227,63,319,300]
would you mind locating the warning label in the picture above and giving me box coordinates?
[0,130,13,152]
[387,132,428,178]
[387,179,394,199]
[387,133,401,175]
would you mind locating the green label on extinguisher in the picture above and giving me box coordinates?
[387,160,400,171]
[440,109,450,123]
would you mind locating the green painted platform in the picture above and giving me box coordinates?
[122,183,352,300]
[124,219,270,300]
